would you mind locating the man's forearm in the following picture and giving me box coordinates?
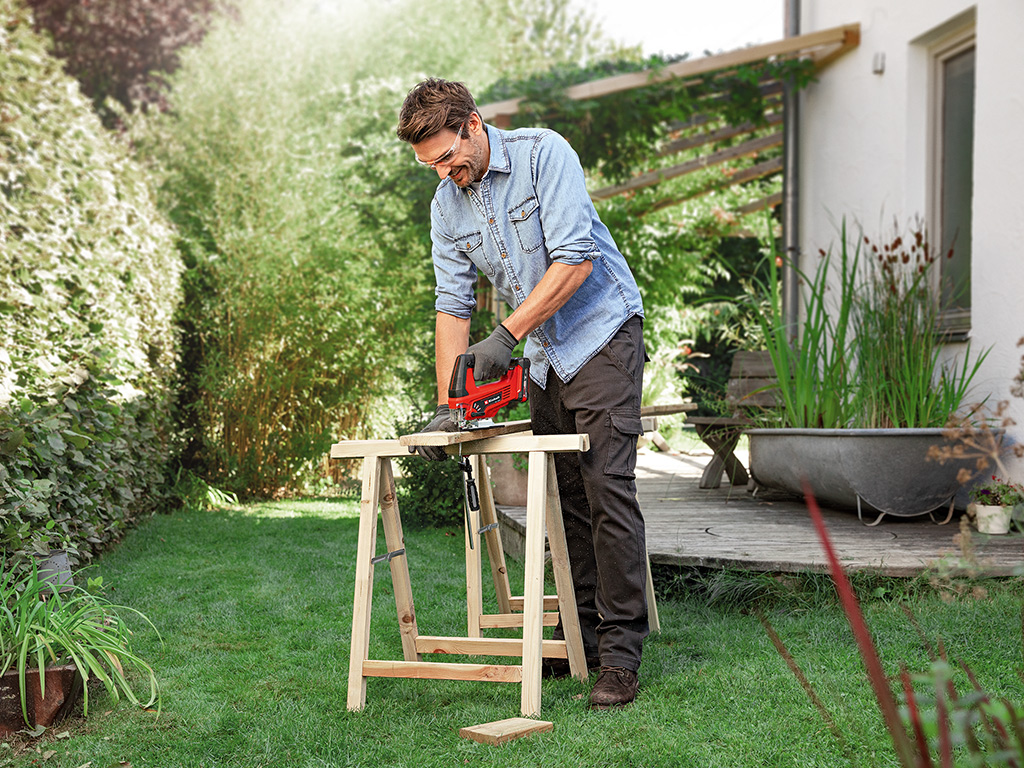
[435,313,471,406]
[503,260,592,341]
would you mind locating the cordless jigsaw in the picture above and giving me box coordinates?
[448,353,530,430]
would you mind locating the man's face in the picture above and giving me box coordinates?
[412,114,488,187]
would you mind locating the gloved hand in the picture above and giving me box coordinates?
[409,404,459,461]
[466,323,518,382]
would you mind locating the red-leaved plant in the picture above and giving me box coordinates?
[762,483,1024,766]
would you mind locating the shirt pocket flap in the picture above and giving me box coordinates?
[454,232,483,253]
[508,196,540,223]
[609,411,644,436]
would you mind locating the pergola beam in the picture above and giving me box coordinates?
[642,157,783,215]
[590,132,782,200]
[479,24,860,126]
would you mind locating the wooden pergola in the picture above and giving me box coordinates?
[478,24,860,215]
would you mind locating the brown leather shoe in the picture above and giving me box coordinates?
[541,655,601,679]
[588,666,638,709]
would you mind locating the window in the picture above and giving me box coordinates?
[931,33,975,335]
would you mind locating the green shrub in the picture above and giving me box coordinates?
[395,454,465,530]
[0,1,181,570]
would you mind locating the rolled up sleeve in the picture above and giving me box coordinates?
[533,133,602,266]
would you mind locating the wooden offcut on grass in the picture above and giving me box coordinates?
[3,495,1022,767]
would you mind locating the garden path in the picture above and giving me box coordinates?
[498,446,1022,577]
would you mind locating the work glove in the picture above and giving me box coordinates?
[466,323,518,382]
[409,404,459,461]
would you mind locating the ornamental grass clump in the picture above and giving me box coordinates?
[758,219,988,430]
[0,564,160,727]
[853,225,988,429]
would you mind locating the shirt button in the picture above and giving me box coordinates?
[514,285,520,291]
[501,252,507,259]
[542,341,549,347]
[521,210,526,217]
[489,218,494,224]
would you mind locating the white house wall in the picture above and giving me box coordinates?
[799,0,1024,473]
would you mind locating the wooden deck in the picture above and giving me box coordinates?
[497,447,1023,577]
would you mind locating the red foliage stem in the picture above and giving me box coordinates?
[900,667,933,768]
[803,481,919,767]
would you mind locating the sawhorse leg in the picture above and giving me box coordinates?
[347,456,419,711]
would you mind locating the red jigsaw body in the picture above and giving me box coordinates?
[448,354,530,428]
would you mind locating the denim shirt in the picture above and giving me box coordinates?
[430,124,644,387]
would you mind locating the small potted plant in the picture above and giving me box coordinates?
[0,563,160,736]
[967,475,1024,534]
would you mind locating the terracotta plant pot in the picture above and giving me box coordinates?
[0,664,83,736]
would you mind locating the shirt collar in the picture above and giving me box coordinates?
[485,123,511,175]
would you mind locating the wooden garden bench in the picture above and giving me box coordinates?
[687,350,777,489]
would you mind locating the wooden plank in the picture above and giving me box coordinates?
[590,132,783,200]
[520,451,547,717]
[347,457,382,711]
[415,636,569,657]
[479,612,559,628]
[641,403,697,416]
[645,554,660,635]
[544,455,588,681]
[459,718,553,746]
[331,440,408,459]
[398,419,532,447]
[378,460,420,663]
[732,350,776,377]
[478,24,860,122]
[508,596,560,611]
[645,157,782,214]
[444,433,589,456]
[362,660,522,683]
[736,190,783,215]
[657,111,784,157]
[477,458,513,614]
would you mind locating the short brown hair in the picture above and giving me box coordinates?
[396,78,478,144]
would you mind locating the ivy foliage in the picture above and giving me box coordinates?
[481,55,815,183]
[0,0,181,569]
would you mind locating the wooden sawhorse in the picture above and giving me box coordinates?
[331,427,590,717]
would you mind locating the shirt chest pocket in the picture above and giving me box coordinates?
[508,196,544,254]
[454,231,483,255]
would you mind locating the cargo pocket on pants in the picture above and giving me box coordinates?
[605,410,644,478]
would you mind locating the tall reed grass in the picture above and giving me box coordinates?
[758,219,988,430]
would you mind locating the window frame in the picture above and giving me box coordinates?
[928,26,976,340]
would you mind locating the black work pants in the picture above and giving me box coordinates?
[528,315,649,672]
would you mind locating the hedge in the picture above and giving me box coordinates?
[0,0,181,570]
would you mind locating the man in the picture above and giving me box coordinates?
[396,78,648,709]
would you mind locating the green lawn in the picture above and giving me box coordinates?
[5,496,1022,767]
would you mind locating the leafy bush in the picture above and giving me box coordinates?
[0,2,181,570]
[394,454,465,530]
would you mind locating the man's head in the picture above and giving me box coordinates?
[397,78,489,188]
